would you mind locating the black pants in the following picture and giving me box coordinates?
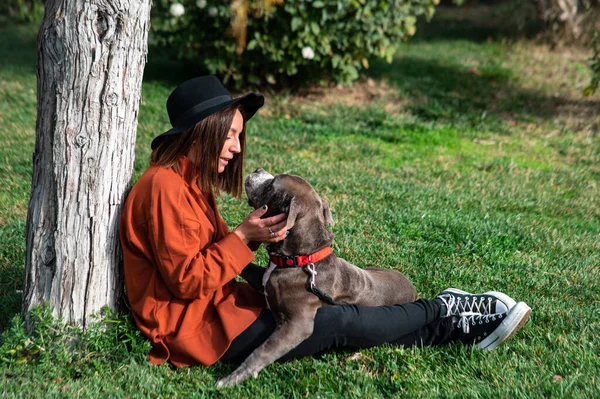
[221,298,456,364]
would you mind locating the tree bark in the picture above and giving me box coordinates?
[23,0,151,328]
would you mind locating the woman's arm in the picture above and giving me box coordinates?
[240,263,266,293]
[147,182,255,300]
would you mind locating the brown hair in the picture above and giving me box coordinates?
[150,104,246,198]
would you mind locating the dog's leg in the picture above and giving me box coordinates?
[217,313,316,387]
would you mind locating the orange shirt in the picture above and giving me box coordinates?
[120,155,263,367]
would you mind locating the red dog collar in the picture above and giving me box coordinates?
[269,246,333,268]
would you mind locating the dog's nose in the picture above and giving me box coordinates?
[254,168,265,174]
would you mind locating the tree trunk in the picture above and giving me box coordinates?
[534,0,591,40]
[23,0,151,328]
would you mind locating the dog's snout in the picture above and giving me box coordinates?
[254,168,265,174]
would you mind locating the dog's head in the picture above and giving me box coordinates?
[245,168,334,255]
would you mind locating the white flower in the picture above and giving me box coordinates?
[301,46,315,60]
[170,3,185,18]
[196,0,206,8]
[208,6,218,17]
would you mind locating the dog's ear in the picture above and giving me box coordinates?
[322,199,334,227]
[286,196,301,229]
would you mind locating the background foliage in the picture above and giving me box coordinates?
[532,0,599,42]
[150,0,439,87]
[0,0,44,24]
[586,29,600,95]
[2,0,599,92]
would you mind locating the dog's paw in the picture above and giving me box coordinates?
[216,368,251,388]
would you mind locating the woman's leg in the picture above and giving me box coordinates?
[282,298,453,361]
[220,309,278,364]
[221,298,451,364]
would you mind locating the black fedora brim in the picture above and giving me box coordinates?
[151,92,264,150]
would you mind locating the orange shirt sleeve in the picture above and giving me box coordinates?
[147,174,255,300]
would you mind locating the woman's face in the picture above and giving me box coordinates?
[218,109,244,173]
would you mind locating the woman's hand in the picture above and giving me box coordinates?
[233,205,289,245]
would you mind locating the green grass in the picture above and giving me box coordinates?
[1,4,600,397]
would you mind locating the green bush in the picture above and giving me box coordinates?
[150,0,439,87]
[0,0,44,24]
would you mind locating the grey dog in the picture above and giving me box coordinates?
[217,169,417,387]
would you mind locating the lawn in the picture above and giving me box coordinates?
[1,4,599,398]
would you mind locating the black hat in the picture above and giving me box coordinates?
[151,75,264,150]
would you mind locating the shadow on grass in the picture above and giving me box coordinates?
[142,47,210,86]
[0,24,38,73]
[369,54,600,126]
[414,2,543,43]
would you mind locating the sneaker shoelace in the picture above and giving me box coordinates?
[456,312,499,334]
[441,295,493,316]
